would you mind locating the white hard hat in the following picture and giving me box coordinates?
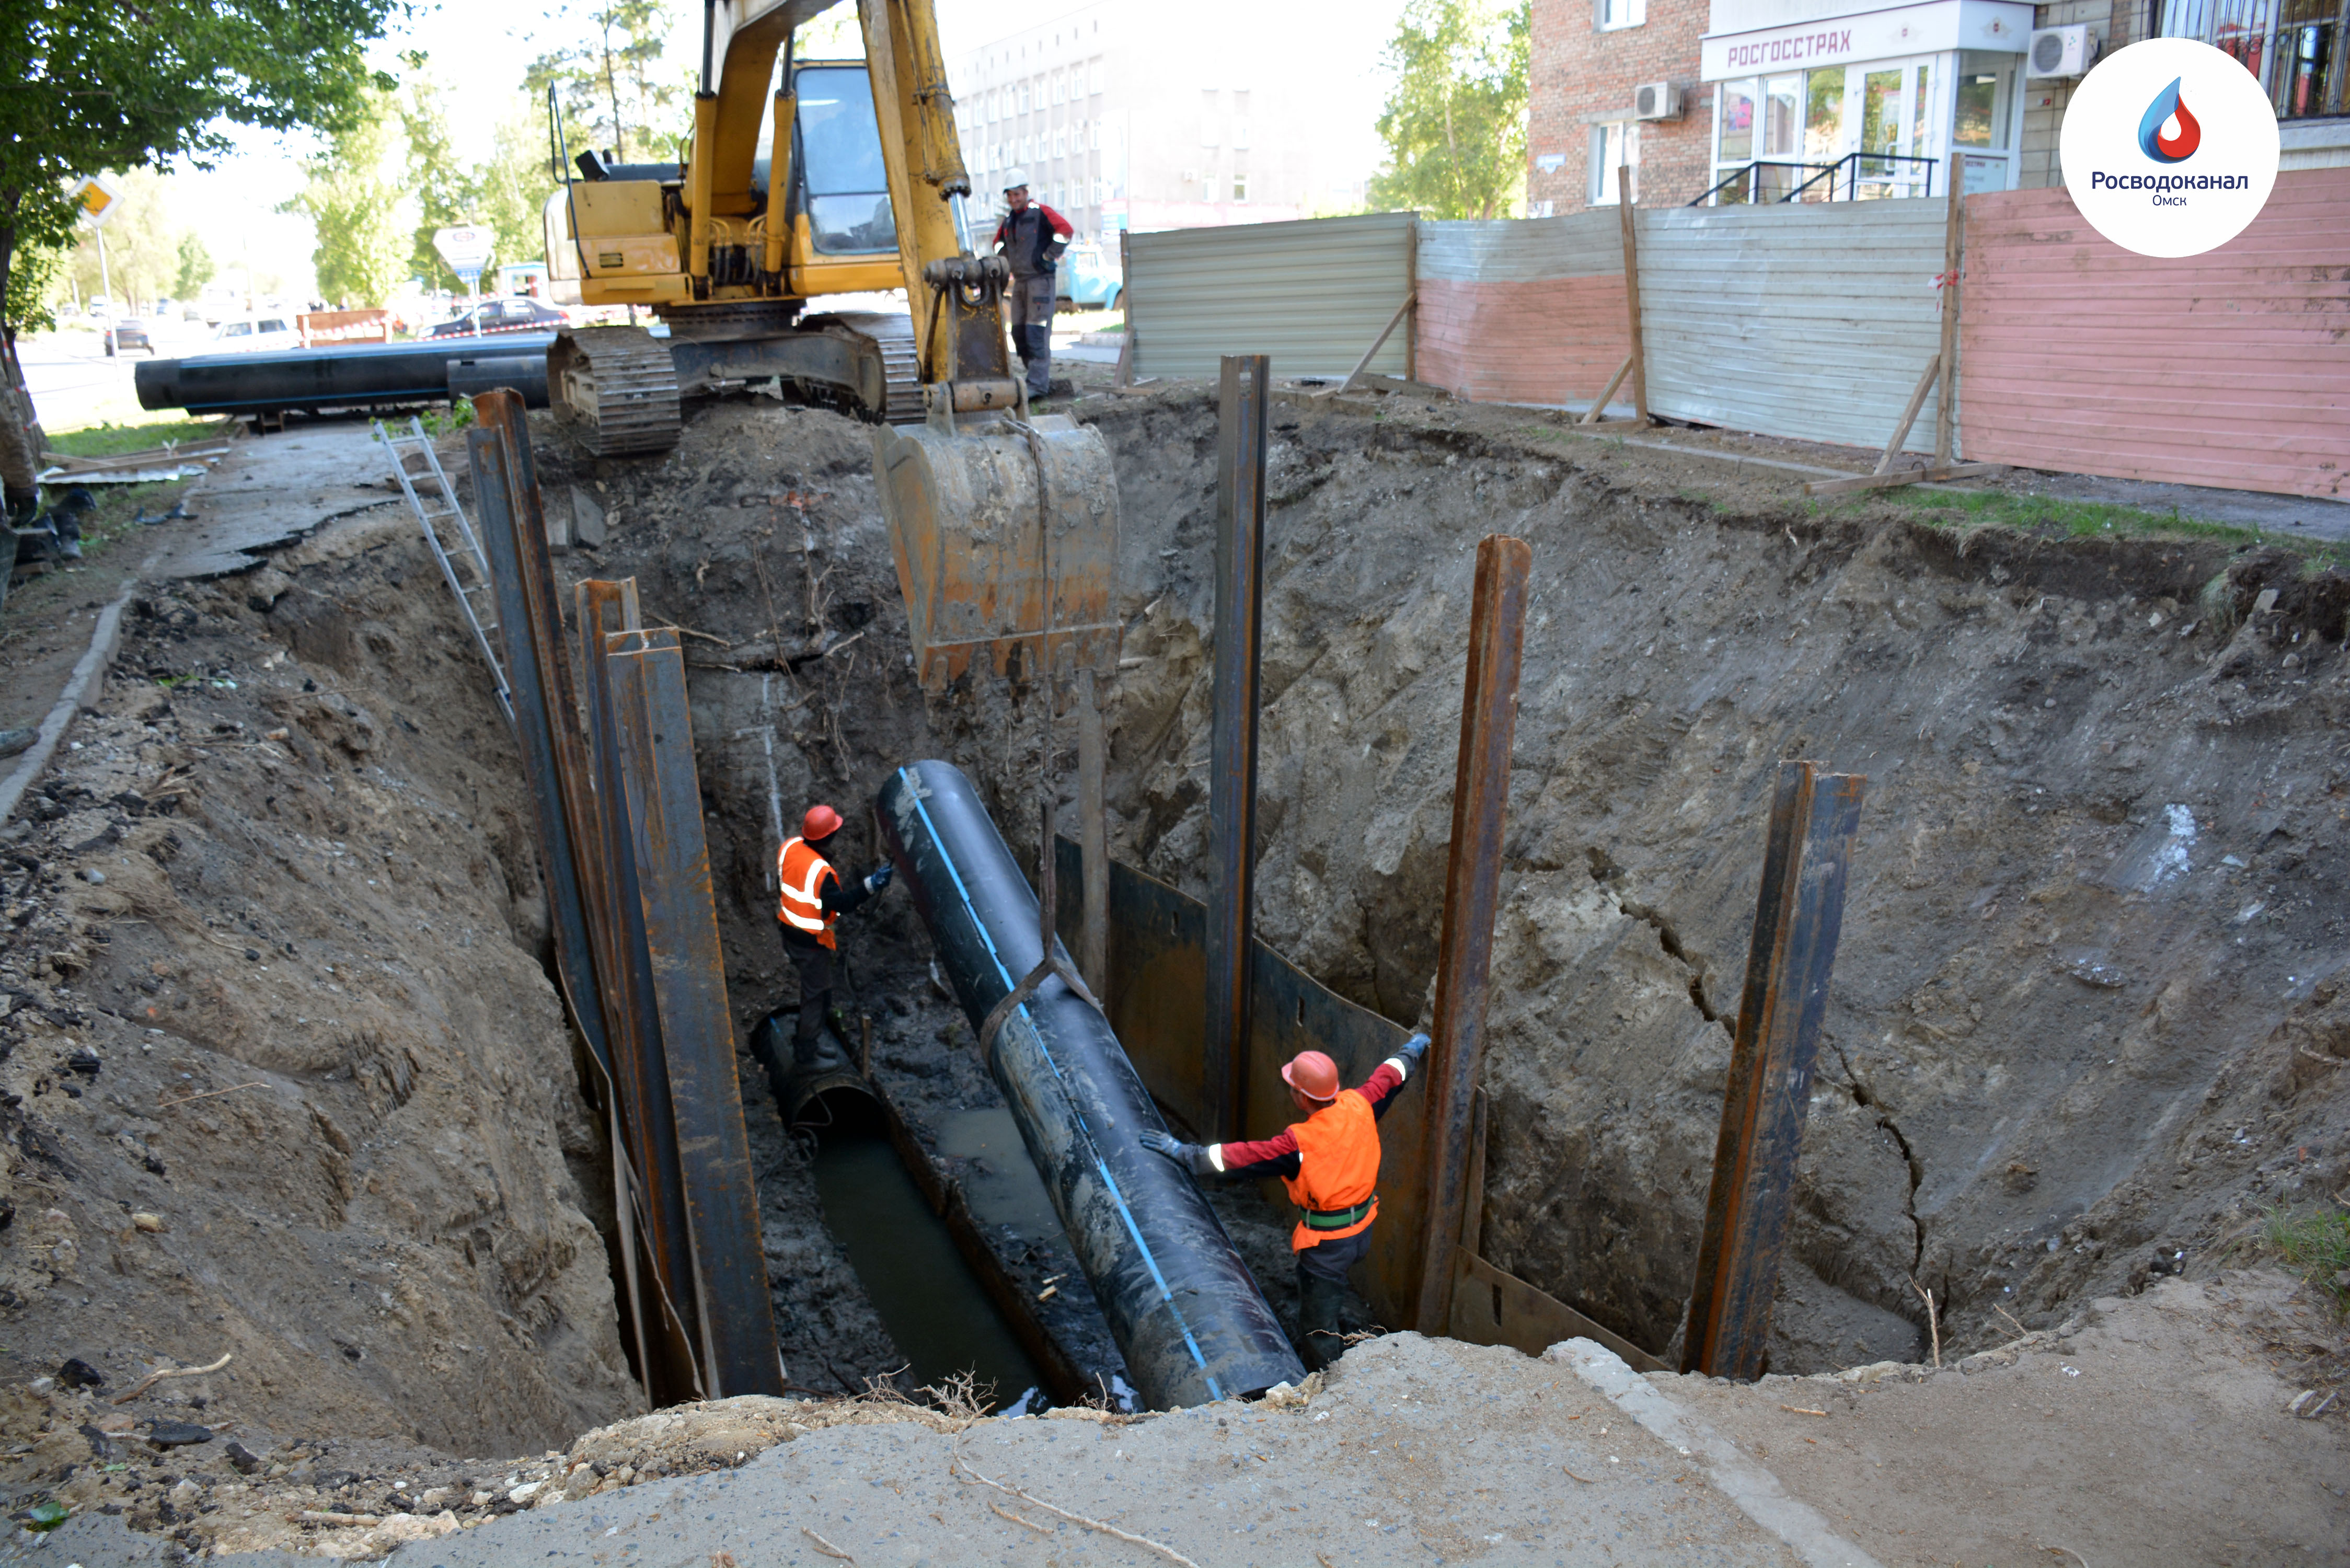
[1001,168,1030,193]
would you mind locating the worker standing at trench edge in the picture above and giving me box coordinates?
[990,169,1072,401]
[774,804,894,1068]
[1142,1035,1430,1370]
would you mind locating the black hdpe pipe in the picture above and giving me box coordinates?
[135,336,554,417]
[878,760,1304,1410]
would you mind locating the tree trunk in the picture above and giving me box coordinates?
[0,209,42,518]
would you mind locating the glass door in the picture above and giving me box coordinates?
[1856,59,1937,197]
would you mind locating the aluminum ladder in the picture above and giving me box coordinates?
[374,417,514,725]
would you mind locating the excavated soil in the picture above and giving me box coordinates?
[0,381,2342,1558]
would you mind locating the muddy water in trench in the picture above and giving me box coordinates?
[808,1102,1050,1410]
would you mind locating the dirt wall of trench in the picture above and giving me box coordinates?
[1064,391,2350,1372]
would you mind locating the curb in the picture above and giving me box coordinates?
[0,575,139,824]
[1553,1338,1884,1568]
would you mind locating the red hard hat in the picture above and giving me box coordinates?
[802,803,844,841]
[1281,1050,1340,1103]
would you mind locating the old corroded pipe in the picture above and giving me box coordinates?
[878,759,1303,1410]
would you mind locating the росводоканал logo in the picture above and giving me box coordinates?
[2060,39,2278,258]
[2136,77,2201,163]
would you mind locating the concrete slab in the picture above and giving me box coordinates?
[164,423,402,580]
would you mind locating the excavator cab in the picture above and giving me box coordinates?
[540,0,1118,691]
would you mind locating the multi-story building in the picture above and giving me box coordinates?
[1528,0,2346,214]
[946,0,1375,239]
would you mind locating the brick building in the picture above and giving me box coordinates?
[1528,0,2347,215]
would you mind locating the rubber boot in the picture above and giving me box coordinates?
[1296,1271,1349,1371]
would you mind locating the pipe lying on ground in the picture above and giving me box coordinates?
[135,336,555,417]
[878,760,1304,1410]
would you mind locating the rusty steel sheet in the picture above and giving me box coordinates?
[871,414,1121,691]
[466,425,614,1088]
[1052,837,1432,1335]
[1205,354,1270,1142]
[1683,760,1867,1380]
[604,626,784,1399]
[578,582,708,1407]
[1413,534,1531,1336]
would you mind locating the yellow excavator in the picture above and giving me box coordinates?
[544,0,1119,691]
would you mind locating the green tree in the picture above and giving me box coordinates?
[471,116,558,283]
[3,243,64,335]
[175,232,216,300]
[1366,0,1531,220]
[526,2,686,165]
[0,0,399,502]
[288,88,412,307]
[398,72,475,291]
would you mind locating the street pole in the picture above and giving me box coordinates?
[97,228,113,356]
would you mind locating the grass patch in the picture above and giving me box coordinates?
[2266,1205,2350,1310]
[1855,487,2347,570]
[46,416,233,460]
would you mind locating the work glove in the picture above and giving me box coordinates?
[1397,1032,1431,1073]
[863,863,894,894]
[1139,1129,1215,1176]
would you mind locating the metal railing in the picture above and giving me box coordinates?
[1693,152,1940,206]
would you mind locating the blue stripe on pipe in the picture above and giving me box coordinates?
[898,766,1223,1399]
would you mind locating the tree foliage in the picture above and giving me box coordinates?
[525,2,687,166]
[288,88,413,307]
[0,0,402,317]
[175,231,216,299]
[1367,0,1531,220]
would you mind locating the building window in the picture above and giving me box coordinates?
[2163,0,2348,118]
[1233,173,1249,201]
[1090,59,1104,94]
[1598,0,1645,30]
[1591,121,1638,202]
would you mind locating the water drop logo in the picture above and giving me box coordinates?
[2137,77,2202,163]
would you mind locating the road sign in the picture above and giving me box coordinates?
[68,175,120,228]
[433,224,494,273]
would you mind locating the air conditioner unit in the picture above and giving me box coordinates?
[2026,24,2098,78]
[1633,82,1683,120]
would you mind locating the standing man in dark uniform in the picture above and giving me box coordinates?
[990,169,1073,401]
[1142,1034,1429,1369]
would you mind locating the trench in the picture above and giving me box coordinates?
[803,1091,1050,1411]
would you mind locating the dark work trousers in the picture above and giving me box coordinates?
[1007,274,1056,396]
[780,928,833,1063]
[1295,1226,1373,1371]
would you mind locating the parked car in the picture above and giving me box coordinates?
[208,315,302,354]
[103,317,153,356]
[1058,242,1122,312]
[427,296,570,338]
[182,302,209,322]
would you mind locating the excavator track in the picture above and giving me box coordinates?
[548,326,683,457]
[815,311,924,425]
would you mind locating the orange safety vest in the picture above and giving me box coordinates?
[1282,1088,1381,1251]
[776,836,838,950]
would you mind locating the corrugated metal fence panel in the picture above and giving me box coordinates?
[1419,213,1622,282]
[1419,278,1633,406]
[1639,200,1950,453]
[1961,170,2350,500]
[1127,213,1413,382]
[1418,213,1632,405]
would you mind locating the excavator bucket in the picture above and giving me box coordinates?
[873,416,1122,691]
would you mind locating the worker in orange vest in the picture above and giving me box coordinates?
[1141,1033,1429,1370]
[775,803,894,1069]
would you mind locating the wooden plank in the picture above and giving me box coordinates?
[1873,354,1940,475]
[1618,174,1650,426]
[1803,462,2003,496]
[1935,176,1962,465]
[1579,354,1635,426]
[1317,291,1418,400]
[1448,1248,1668,1374]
